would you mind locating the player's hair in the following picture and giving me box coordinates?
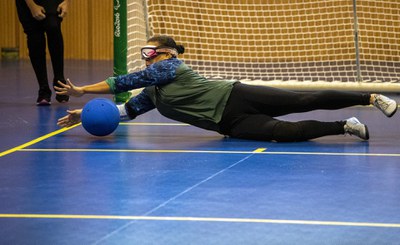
[147,35,185,54]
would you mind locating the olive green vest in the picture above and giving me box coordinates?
[145,63,236,132]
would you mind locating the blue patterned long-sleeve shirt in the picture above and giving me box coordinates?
[105,58,183,118]
[105,57,235,132]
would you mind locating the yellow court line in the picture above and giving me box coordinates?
[0,214,399,228]
[0,122,189,158]
[0,124,80,158]
[253,148,267,153]
[19,148,400,157]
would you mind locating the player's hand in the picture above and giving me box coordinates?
[28,3,46,20]
[57,109,82,127]
[57,0,69,18]
[55,79,84,97]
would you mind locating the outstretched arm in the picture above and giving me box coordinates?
[55,79,112,97]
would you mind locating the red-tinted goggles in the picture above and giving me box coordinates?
[141,46,178,61]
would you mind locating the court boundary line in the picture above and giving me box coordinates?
[1,213,399,228]
[0,124,80,158]
[4,120,400,158]
[92,154,257,244]
[0,122,194,158]
[19,148,400,157]
[0,122,189,158]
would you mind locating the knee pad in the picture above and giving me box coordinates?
[272,121,303,142]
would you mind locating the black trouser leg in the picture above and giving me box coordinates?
[43,14,65,84]
[225,114,345,142]
[219,83,369,142]
[227,83,371,117]
[42,14,68,102]
[16,0,51,99]
[27,31,51,96]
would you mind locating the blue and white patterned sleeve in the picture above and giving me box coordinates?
[124,89,156,119]
[107,58,182,93]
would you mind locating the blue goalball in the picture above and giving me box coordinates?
[81,98,120,136]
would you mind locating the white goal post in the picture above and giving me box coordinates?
[114,0,400,92]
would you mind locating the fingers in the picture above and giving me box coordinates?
[55,79,73,88]
[57,2,68,18]
[59,12,67,18]
[57,110,74,127]
[54,79,76,96]
[66,78,73,87]
[58,80,70,87]
[34,12,45,20]
[57,115,76,127]
[58,120,76,128]
[54,87,64,94]
[56,79,84,97]
[58,9,67,18]
[57,115,70,127]
[57,110,82,127]
[33,7,46,20]
[54,80,70,95]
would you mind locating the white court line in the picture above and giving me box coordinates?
[1,214,399,228]
[91,153,256,244]
[19,148,400,157]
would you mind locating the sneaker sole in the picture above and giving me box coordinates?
[36,101,51,106]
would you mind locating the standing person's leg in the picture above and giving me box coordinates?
[16,0,51,105]
[43,15,69,103]
[41,0,69,103]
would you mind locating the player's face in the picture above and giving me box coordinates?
[143,42,172,67]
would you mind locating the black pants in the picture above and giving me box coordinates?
[219,83,371,142]
[16,0,65,98]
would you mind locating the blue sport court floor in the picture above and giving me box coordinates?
[1,60,400,244]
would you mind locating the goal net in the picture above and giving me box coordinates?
[115,0,400,92]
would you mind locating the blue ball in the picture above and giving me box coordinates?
[81,98,120,136]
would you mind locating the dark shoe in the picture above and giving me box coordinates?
[36,88,51,106]
[56,94,69,103]
[36,98,51,106]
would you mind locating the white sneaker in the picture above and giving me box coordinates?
[373,94,398,117]
[344,117,369,140]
